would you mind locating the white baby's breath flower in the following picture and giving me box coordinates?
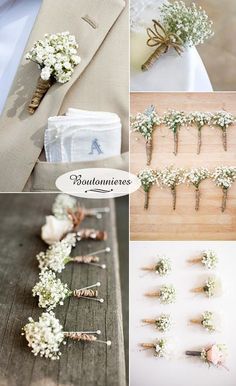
[22,311,64,360]
[130,105,162,141]
[211,166,236,190]
[201,250,218,270]
[186,168,210,188]
[155,257,171,276]
[159,284,176,304]
[156,314,172,332]
[32,270,71,310]
[37,240,72,273]
[138,168,159,192]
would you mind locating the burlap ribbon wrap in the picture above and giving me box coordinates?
[142,20,183,71]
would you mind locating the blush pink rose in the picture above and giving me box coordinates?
[41,215,73,245]
[206,345,226,366]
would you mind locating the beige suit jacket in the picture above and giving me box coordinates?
[0,0,129,192]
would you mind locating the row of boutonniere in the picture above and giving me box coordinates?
[22,194,112,360]
[131,106,235,163]
[138,166,236,211]
[140,1,214,71]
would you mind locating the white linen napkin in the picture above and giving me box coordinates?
[44,108,121,163]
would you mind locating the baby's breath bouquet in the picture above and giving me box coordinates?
[187,112,211,154]
[210,111,235,151]
[186,168,210,210]
[142,1,213,71]
[162,110,187,155]
[138,168,158,209]
[25,31,81,114]
[211,166,236,212]
[159,166,186,210]
[130,105,162,165]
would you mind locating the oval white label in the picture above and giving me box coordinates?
[55,168,141,199]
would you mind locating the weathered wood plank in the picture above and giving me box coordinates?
[0,194,126,386]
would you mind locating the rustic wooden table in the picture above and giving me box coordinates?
[0,194,126,386]
[130,92,236,240]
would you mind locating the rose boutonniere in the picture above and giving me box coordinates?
[25,32,81,114]
[142,1,213,71]
[186,344,228,369]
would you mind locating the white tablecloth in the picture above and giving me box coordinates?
[0,0,42,114]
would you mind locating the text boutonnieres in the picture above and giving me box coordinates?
[25,32,81,114]
[130,105,162,165]
[186,168,210,211]
[141,1,213,71]
[186,344,228,369]
[22,311,111,360]
[211,166,236,212]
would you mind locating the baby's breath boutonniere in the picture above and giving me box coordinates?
[142,256,172,276]
[25,32,81,114]
[143,314,172,332]
[162,110,187,155]
[140,338,173,359]
[159,166,186,210]
[146,284,176,304]
[211,166,236,212]
[211,111,235,151]
[191,276,222,298]
[190,311,220,333]
[130,105,162,165]
[22,311,111,360]
[138,168,159,209]
[188,249,218,270]
[142,1,213,71]
[187,112,211,154]
[186,168,210,211]
[32,270,104,310]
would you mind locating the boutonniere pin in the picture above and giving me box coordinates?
[190,311,221,333]
[145,284,176,304]
[141,1,213,71]
[142,256,171,276]
[188,250,218,270]
[32,270,104,310]
[22,311,111,360]
[186,344,228,369]
[191,276,222,298]
[25,32,81,114]
[142,314,172,332]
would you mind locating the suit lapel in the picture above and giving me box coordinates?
[0,0,125,191]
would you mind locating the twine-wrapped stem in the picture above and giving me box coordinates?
[142,319,156,324]
[174,131,178,155]
[64,332,97,342]
[190,319,201,325]
[188,257,202,264]
[141,343,156,349]
[28,76,54,114]
[191,286,203,293]
[197,128,202,154]
[77,229,107,241]
[71,256,100,264]
[171,187,176,210]
[195,188,200,211]
[145,291,160,297]
[142,44,167,71]
[222,128,227,151]
[146,139,153,165]
[144,190,150,210]
[222,188,228,212]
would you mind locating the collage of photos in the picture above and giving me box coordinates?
[0,0,236,386]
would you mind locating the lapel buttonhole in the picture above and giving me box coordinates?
[82,15,98,29]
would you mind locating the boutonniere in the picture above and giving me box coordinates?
[32,270,104,310]
[159,166,186,210]
[145,284,176,304]
[211,111,235,151]
[191,276,222,298]
[186,168,210,211]
[141,1,213,71]
[143,314,172,332]
[130,105,162,165]
[188,250,218,270]
[186,344,228,369]
[25,32,81,114]
[141,338,173,359]
[142,256,172,276]
[187,112,211,154]
[137,168,159,209]
[211,166,236,212]
[162,110,187,155]
[190,311,220,333]
[22,311,111,360]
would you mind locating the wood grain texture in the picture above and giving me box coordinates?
[0,194,126,386]
[130,92,236,240]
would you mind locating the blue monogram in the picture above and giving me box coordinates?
[89,138,103,155]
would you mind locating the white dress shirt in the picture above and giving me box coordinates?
[0,0,42,114]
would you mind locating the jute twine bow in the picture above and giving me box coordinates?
[141,20,184,71]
